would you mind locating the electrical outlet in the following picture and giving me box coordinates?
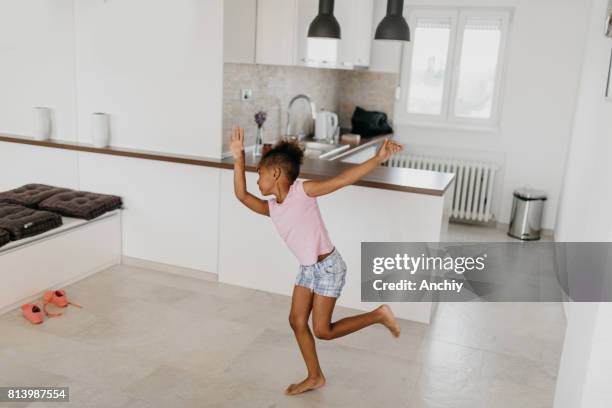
[241,89,253,101]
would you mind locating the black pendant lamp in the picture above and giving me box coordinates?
[375,0,410,41]
[308,0,341,39]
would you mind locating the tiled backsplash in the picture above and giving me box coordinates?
[338,70,398,128]
[222,63,397,154]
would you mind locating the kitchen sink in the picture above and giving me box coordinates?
[303,141,351,160]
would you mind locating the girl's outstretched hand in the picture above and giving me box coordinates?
[376,139,404,163]
[230,126,245,159]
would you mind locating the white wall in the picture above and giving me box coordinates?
[553,0,612,406]
[74,0,224,157]
[0,143,79,191]
[580,303,612,407]
[77,153,221,272]
[395,0,592,230]
[0,0,78,141]
[0,0,225,158]
[554,303,600,408]
[555,2,612,242]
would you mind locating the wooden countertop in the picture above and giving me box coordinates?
[224,153,455,196]
[0,134,455,196]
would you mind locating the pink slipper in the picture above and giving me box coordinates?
[43,290,82,317]
[21,303,44,324]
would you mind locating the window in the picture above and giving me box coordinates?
[397,8,511,129]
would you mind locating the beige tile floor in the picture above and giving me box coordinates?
[447,222,554,242]
[1,224,565,408]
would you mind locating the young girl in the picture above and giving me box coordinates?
[229,126,403,396]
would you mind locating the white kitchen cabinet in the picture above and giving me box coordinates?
[296,0,318,66]
[240,0,379,70]
[255,0,298,66]
[296,0,374,69]
[296,0,342,68]
[337,0,374,68]
[224,0,257,64]
[368,0,403,73]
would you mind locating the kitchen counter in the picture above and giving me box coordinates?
[222,153,454,196]
[218,154,455,324]
[0,133,455,196]
[216,137,456,324]
[224,133,455,196]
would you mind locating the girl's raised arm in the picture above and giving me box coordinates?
[231,126,269,216]
[303,139,403,198]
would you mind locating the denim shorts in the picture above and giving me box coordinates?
[295,247,347,298]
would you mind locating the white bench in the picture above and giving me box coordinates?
[0,210,122,314]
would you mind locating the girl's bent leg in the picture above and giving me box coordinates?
[286,286,326,396]
[312,295,401,340]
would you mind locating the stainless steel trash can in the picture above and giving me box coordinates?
[508,188,547,241]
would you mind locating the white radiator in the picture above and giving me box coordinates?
[385,154,499,222]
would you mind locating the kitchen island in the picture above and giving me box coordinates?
[218,154,455,323]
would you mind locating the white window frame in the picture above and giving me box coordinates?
[395,7,512,131]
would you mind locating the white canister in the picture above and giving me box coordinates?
[33,107,51,141]
[91,113,110,148]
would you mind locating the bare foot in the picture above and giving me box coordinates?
[378,305,401,338]
[285,374,326,396]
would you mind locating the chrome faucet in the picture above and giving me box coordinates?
[286,94,316,140]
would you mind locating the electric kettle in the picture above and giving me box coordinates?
[314,110,339,142]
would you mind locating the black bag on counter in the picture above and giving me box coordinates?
[351,106,393,137]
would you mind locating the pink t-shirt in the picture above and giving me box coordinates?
[268,180,334,266]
